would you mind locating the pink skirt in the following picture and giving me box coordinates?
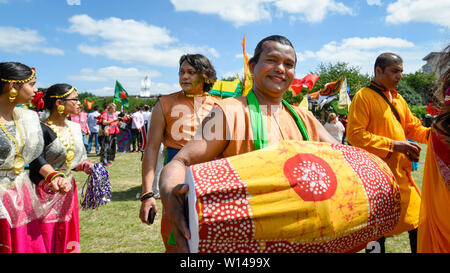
[0,181,80,253]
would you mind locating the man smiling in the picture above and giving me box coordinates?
[159,35,337,252]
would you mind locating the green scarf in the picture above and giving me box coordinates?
[247,90,309,151]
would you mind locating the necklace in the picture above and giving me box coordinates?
[182,91,205,97]
[0,111,25,175]
[47,120,75,168]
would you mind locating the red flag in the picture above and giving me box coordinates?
[303,73,320,91]
[290,74,320,95]
[290,78,306,95]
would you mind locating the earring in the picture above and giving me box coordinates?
[57,105,65,115]
[8,88,18,103]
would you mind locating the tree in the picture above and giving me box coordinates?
[397,80,423,106]
[400,71,437,105]
[311,62,371,94]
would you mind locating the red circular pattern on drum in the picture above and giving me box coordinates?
[283,153,337,201]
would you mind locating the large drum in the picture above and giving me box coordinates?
[186,141,401,253]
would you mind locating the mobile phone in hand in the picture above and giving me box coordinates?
[147,207,156,224]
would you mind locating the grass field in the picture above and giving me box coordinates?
[74,143,428,253]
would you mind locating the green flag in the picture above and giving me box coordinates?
[114,80,129,108]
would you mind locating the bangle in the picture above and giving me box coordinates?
[44,171,58,182]
[42,171,65,191]
[140,191,154,201]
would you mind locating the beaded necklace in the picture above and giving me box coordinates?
[0,112,25,175]
[47,120,75,168]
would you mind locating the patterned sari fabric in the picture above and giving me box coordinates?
[0,108,46,253]
[418,113,450,252]
[186,141,401,253]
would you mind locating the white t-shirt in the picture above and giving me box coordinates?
[131,111,145,129]
[324,121,345,142]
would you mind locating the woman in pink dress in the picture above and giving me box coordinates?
[29,83,94,253]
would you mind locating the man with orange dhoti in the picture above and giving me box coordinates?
[159,35,339,252]
[347,53,430,253]
[417,45,450,253]
[139,54,218,252]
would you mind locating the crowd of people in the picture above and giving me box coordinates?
[0,35,448,253]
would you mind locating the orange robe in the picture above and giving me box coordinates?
[215,96,321,158]
[159,91,217,150]
[417,130,450,252]
[346,87,430,236]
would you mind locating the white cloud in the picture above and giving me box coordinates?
[67,0,80,5]
[297,37,425,74]
[170,0,353,26]
[170,0,273,27]
[275,0,354,23]
[386,0,450,29]
[67,14,219,66]
[0,26,64,55]
[367,0,382,6]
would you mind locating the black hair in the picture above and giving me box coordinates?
[248,35,297,66]
[0,62,34,95]
[43,83,74,110]
[179,54,217,92]
[93,105,99,111]
[374,52,403,75]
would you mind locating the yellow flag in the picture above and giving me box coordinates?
[299,94,309,110]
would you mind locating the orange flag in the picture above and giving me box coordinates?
[242,35,253,96]
[84,99,95,110]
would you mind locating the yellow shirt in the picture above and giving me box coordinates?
[347,87,430,236]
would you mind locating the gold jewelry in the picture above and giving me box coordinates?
[8,88,18,103]
[47,120,75,168]
[0,69,36,84]
[181,90,205,98]
[49,86,77,99]
[0,111,26,175]
[57,105,65,115]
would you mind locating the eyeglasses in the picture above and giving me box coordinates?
[62,98,79,102]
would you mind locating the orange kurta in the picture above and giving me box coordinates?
[346,87,430,236]
[417,131,450,252]
[215,96,321,158]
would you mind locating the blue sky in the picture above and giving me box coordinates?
[1,0,449,96]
